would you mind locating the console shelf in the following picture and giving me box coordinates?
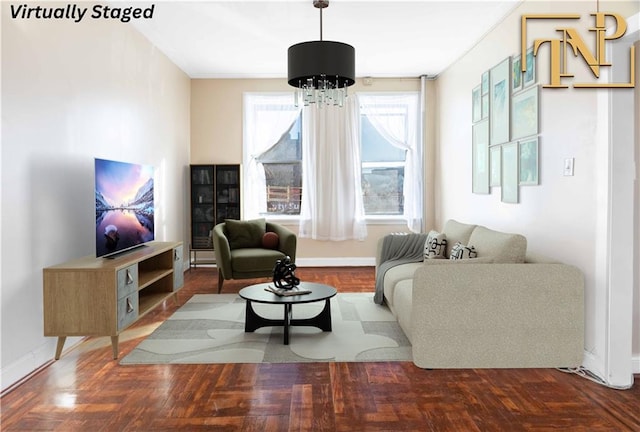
[139,291,172,316]
[43,241,184,360]
[139,268,174,289]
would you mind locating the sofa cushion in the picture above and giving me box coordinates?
[225,218,266,249]
[443,220,477,258]
[393,279,414,343]
[450,242,478,260]
[382,262,422,307]
[424,231,447,259]
[467,226,527,263]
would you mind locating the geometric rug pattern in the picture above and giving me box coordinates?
[120,293,412,364]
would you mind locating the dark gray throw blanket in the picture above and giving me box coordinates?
[374,233,428,304]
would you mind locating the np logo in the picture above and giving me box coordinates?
[521,13,635,88]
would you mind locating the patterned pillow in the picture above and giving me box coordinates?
[424,230,448,259]
[449,242,478,260]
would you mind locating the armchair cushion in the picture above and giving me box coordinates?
[230,248,286,273]
[224,218,266,249]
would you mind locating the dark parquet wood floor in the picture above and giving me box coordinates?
[1,267,639,431]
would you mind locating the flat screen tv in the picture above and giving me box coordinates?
[94,158,155,258]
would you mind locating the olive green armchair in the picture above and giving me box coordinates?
[212,219,297,293]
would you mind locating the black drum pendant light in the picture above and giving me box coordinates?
[288,0,355,107]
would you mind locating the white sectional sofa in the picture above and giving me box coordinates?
[376,219,585,369]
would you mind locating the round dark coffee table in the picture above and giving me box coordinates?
[238,282,337,345]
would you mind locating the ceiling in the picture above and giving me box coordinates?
[131,1,523,79]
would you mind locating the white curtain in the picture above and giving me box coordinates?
[359,92,423,232]
[299,97,367,241]
[243,93,301,219]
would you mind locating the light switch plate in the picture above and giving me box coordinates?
[564,158,575,176]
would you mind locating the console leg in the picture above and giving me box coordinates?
[111,336,119,359]
[55,337,66,360]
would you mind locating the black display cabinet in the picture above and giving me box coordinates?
[189,164,241,267]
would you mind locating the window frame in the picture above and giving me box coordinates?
[359,92,419,222]
[243,92,420,224]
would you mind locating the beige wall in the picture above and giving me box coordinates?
[191,77,435,260]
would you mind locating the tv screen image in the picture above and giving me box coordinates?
[94,158,155,258]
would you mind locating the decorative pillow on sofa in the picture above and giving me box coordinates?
[424,230,448,259]
[449,242,478,260]
[443,219,477,260]
[225,218,266,249]
[467,226,527,263]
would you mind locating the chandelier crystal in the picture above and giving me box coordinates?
[287,0,355,108]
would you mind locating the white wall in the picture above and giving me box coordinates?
[1,6,191,391]
[435,0,639,381]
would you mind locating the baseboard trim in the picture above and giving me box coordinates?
[582,350,639,386]
[188,258,376,269]
[295,257,376,267]
[1,337,83,394]
[581,350,605,381]
[1,359,54,397]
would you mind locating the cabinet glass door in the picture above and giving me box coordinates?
[191,166,214,249]
[215,165,241,224]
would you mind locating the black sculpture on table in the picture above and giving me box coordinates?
[272,256,300,289]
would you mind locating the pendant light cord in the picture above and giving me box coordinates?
[319,6,323,41]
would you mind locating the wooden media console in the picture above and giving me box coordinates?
[43,241,184,360]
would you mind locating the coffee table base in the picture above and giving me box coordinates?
[244,299,332,345]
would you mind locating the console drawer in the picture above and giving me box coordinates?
[117,294,138,330]
[117,265,138,299]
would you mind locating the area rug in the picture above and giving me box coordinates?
[120,293,412,364]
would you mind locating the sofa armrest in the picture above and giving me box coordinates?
[212,223,232,279]
[267,223,297,263]
[411,263,584,369]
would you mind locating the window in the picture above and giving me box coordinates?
[242,93,301,219]
[256,114,302,215]
[361,113,407,215]
[359,93,421,221]
[244,92,421,225]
